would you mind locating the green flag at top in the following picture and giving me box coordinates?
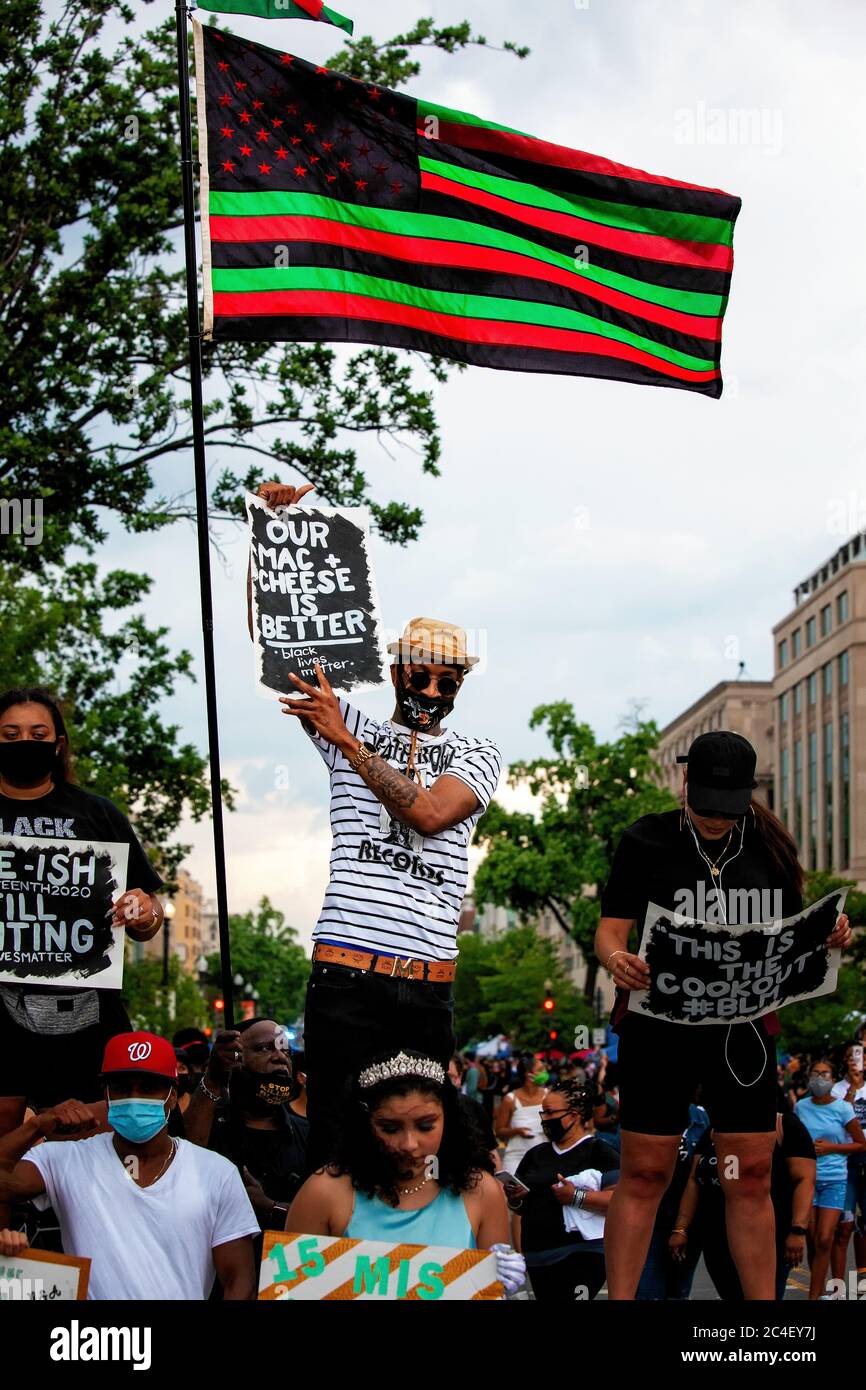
[196,0,353,33]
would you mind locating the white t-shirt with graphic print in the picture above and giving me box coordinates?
[307,700,501,961]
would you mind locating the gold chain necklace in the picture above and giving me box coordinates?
[398,1172,431,1198]
[701,828,734,877]
[125,1138,177,1189]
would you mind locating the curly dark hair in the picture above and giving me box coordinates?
[327,1050,489,1207]
[546,1077,595,1124]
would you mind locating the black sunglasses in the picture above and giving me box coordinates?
[403,667,463,698]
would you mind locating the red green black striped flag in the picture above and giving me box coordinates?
[194,21,740,396]
[196,0,353,33]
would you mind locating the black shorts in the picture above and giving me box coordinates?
[0,991,132,1108]
[616,1012,777,1135]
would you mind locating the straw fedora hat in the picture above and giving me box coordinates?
[386,617,479,669]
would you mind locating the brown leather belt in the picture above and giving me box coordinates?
[312,942,456,983]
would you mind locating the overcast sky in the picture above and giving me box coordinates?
[91,0,866,948]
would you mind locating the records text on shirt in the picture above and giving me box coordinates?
[626,889,845,1026]
[247,493,388,697]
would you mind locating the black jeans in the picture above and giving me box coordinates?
[303,962,455,1173]
[528,1252,608,1302]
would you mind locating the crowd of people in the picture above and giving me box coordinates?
[0,521,862,1301]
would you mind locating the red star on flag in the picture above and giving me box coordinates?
[271,118,284,128]
[325,173,337,182]
[280,54,294,65]
[390,181,403,194]
[290,135,302,145]
[358,143,370,158]
[322,141,334,152]
[355,179,368,190]
[252,99,264,110]
[368,88,381,100]
[286,103,299,115]
[275,147,289,160]
[239,111,252,125]
[222,159,236,172]
[316,66,328,75]
[234,80,247,91]
[338,159,351,171]
[217,61,230,73]
[239,143,253,156]
[258,162,272,174]
[218,94,232,108]
[220,126,234,139]
[304,122,317,134]
[256,128,270,142]
[294,164,308,177]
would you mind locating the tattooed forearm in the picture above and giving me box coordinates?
[362,755,421,818]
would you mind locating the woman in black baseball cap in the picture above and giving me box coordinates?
[594,730,851,1301]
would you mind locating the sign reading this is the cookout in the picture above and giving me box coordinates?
[247,493,388,698]
[627,889,845,1026]
[0,836,129,990]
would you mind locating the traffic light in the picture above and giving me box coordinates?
[542,991,555,1014]
[549,1029,558,1043]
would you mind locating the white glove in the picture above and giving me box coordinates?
[489,1243,526,1296]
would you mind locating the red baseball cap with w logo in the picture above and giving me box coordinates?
[100,1032,178,1084]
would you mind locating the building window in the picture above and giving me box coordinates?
[808,672,817,706]
[823,663,832,699]
[837,591,849,624]
[778,638,788,669]
[794,682,802,715]
[806,616,816,647]
[792,629,802,659]
[794,739,803,847]
[824,722,833,868]
[841,713,850,867]
[780,692,789,723]
[839,650,849,686]
[820,604,832,637]
[808,731,818,870]
[780,746,789,826]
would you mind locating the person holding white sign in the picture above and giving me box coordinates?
[253,484,500,1172]
[0,1032,259,1300]
[0,687,165,1168]
[594,731,851,1300]
[286,1049,525,1296]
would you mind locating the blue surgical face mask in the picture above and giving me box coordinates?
[108,1097,169,1144]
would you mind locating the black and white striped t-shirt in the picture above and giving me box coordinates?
[308,701,501,962]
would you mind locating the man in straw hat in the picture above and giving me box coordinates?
[254,474,501,1171]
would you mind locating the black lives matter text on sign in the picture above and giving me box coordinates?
[247,494,388,698]
[0,836,129,990]
[627,889,845,1026]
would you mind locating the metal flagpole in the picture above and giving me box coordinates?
[174,0,236,1030]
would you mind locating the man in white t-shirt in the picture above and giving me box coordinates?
[274,595,501,1170]
[0,1032,259,1299]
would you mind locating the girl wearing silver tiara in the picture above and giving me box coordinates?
[286,1049,525,1296]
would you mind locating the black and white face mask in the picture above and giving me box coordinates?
[394,675,454,732]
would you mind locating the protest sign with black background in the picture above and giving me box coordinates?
[0,836,129,990]
[627,889,845,1025]
[247,493,388,698]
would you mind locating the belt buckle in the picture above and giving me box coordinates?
[390,955,415,979]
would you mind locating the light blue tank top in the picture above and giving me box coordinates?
[345,1188,476,1248]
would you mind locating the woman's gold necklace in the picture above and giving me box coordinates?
[398,1173,431,1197]
[701,828,734,876]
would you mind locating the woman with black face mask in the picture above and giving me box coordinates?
[509,1079,619,1301]
[0,686,164,1174]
